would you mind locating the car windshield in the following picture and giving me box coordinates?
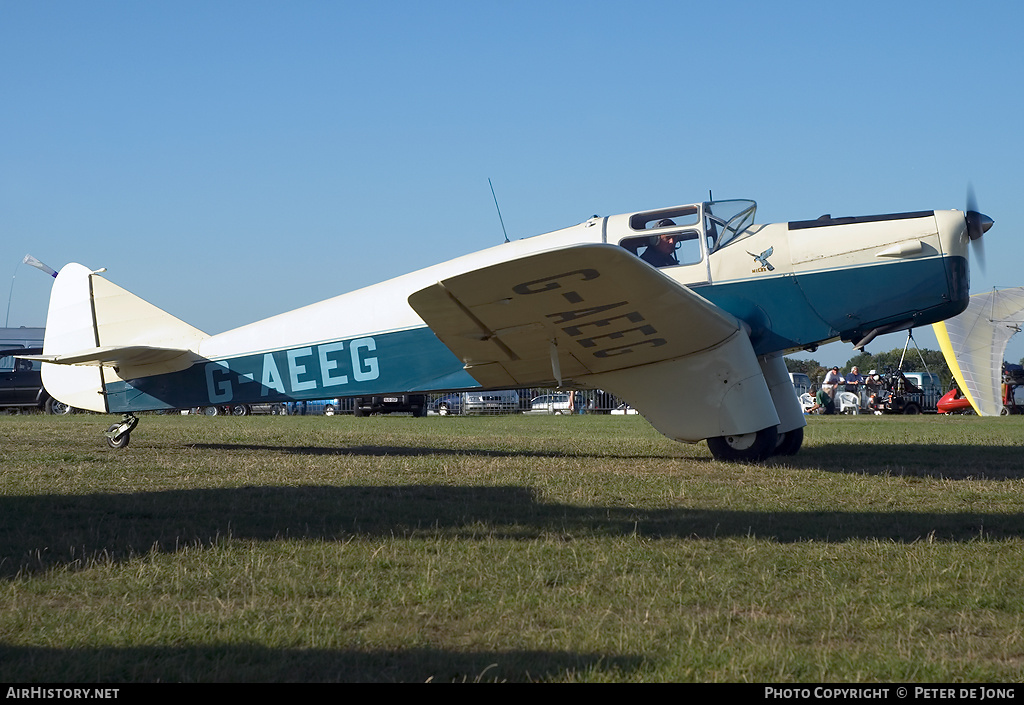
[704,199,756,252]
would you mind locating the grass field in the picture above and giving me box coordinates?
[2,412,1023,682]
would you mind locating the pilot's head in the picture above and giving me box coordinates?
[652,219,678,252]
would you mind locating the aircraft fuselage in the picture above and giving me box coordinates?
[51,200,972,413]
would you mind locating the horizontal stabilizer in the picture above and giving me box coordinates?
[24,345,202,377]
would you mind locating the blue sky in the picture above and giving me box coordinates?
[3,1,1023,368]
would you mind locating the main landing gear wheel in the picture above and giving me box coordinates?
[774,427,804,456]
[104,414,139,450]
[706,426,779,462]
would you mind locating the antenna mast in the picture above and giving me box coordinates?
[488,178,510,243]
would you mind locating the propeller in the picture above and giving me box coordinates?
[965,185,993,272]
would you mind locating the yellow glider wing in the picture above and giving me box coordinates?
[932,287,1024,416]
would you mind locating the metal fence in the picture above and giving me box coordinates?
[225,389,631,416]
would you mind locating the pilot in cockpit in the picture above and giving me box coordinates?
[640,218,680,268]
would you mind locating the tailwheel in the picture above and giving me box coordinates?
[104,414,139,450]
[706,426,778,462]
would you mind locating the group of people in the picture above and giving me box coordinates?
[806,365,866,414]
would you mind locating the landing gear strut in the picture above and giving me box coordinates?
[104,413,138,449]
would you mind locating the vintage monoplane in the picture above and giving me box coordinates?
[32,196,992,460]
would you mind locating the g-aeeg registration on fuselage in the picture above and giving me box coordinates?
[32,197,991,460]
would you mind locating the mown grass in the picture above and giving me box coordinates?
[1,412,1023,682]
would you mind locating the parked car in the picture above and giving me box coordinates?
[431,389,521,415]
[190,403,257,416]
[0,346,73,414]
[353,394,427,416]
[286,399,340,416]
[528,393,572,414]
[430,393,464,415]
[466,389,519,414]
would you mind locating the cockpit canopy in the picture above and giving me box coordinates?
[617,199,757,269]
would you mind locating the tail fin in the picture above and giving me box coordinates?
[41,264,208,412]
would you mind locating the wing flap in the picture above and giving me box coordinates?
[409,244,740,388]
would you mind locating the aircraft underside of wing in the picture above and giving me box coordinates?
[408,244,804,450]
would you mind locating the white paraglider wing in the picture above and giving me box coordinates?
[933,287,1024,416]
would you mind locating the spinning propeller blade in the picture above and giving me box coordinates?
[965,184,993,272]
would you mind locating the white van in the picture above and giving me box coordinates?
[0,326,44,350]
[902,372,941,394]
[789,372,812,397]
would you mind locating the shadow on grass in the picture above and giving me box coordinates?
[3,483,1024,579]
[190,442,667,459]
[191,440,1024,480]
[781,443,1024,480]
[0,644,642,682]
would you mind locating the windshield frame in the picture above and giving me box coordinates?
[704,199,757,253]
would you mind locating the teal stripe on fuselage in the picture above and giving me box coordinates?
[696,255,969,356]
[104,327,479,412]
[104,254,968,411]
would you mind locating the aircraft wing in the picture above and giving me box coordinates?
[932,287,1024,416]
[408,243,742,388]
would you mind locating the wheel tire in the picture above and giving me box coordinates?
[105,425,131,449]
[231,404,250,416]
[774,427,804,456]
[903,403,921,415]
[203,406,220,416]
[706,426,779,462]
[1001,405,1011,416]
[437,403,450,416]
[324,405,336,416]
[45,397,73,415]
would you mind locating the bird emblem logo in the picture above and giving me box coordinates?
[748,246,775,271]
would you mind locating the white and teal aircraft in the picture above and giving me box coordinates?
[33,197,991,460]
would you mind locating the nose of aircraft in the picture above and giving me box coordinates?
[965,210,994,240]
[965,187,993,271]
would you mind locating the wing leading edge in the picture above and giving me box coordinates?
[409,244,791,441]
